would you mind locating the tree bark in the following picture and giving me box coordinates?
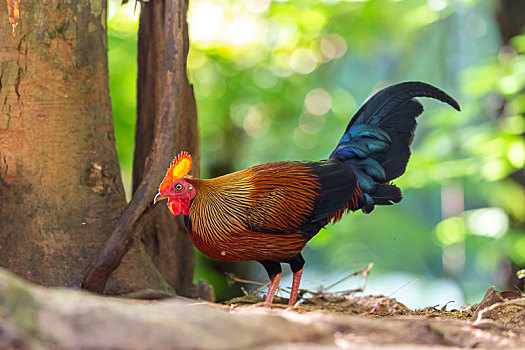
[0,0,126,287]
[82,0,205,298]
[496,0,525,44]
[132,0,199,297]
[494,0,525,291]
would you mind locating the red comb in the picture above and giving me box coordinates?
[159,152,193,193]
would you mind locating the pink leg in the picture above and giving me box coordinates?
[288,266,304,306]
[264,272,282,308]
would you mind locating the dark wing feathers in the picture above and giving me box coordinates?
[246,161,357,238]
[306,161,356,222]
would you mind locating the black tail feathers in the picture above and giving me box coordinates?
[330,81,460,213]
[359,183,403,214]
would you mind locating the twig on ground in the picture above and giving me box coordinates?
[246,302,306,312]
[302,262,374,299]
[325,262,374,291]
[226,272,268,287]
[225,272,287,299]
[337,288,364,296]
[189,301,231,310]
[441,300,455,311]
[226,262,374,305]
[388,277,419,298]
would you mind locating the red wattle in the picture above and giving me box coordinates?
[167,198,182,215]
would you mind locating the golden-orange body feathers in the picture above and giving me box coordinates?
[185,162,323,262]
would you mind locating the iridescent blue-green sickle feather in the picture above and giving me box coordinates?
[330,82,460,213]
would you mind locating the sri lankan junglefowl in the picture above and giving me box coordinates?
[154,81,460,307]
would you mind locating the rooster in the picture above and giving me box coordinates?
[154,82,460,307]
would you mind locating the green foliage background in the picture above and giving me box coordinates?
[107,0,524,307]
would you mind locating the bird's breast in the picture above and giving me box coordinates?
[187,225,308,262]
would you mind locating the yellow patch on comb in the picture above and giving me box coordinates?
[170,151,192,178]
[159,151,192,192]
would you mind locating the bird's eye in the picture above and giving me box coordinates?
[174,183,183,191]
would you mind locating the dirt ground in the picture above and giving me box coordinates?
[1,267,524,349]
[225,285,520,321]
[220,276,525,349]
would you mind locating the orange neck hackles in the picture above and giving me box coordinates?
[159,151,193,193]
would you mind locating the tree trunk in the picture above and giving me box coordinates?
[495,0,525,291]
[496,0,525,44]
[82,0,209,299]
[0,0,126,287]
[104,0,200,298]
[132,0,199,297]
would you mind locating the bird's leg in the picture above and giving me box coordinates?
[286,253,306,307]
[264,272,282,308]
[288,266,304,306]
[259,261,283,308]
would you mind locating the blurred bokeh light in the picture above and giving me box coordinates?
[108,0,525,307]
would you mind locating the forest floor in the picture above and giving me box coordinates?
[1,267,524,349]
[222,283,525,349]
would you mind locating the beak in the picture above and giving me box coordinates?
[154,192,169,204]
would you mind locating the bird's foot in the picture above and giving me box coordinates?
[287,266,304,306]
[285,301,306,312]
[263,272,282,308]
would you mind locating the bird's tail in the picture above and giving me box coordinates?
[329,82,460,213]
